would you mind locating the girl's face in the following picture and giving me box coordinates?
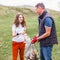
[18,15,24,23]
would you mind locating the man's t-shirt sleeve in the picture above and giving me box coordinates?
[45,17,52,27]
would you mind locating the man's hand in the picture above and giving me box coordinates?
[31,36,38,44]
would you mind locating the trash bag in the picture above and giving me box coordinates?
[24,34,39,60]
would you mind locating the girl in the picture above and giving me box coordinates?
[12,13,26,60]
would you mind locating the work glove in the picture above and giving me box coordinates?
[31,36,38,44]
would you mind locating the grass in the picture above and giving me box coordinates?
[0,5,60,60]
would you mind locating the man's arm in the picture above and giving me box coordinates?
[37,27,51,40]
[37,17,52,40]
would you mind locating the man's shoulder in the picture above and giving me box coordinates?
[44,17,53,27]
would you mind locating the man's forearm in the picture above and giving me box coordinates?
[37,32,50,40]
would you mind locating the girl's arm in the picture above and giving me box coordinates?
[22,26,26,35]
[12,24,17,37]
[12,31,17,37]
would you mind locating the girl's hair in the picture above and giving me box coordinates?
[14,13,26,27]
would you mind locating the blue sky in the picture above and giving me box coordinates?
[0,0,60,11]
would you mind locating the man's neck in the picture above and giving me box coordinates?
[39,10,47,19]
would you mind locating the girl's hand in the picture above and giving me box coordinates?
[21,32,26,35]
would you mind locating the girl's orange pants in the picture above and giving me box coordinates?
[12,41,25,60]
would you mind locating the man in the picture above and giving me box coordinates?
[31,3,58,60]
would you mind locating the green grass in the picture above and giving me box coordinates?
[0,6,60,60]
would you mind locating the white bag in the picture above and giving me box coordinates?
[24,34,37,58]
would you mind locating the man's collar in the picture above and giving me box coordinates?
[39,11,47,19]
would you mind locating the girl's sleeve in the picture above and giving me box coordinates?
[24,27,26,31]
[12,24,16,35]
